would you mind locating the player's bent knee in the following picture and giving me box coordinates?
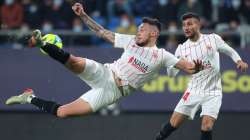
[56,98,93,118]
[170,119,181,128]
[201,124,213,131]
[201,118,215,131]
[67,56,86,74]
[170,112,186,128]
[170,118,178,128]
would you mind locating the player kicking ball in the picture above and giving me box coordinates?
[6,3,203,118]
[155,13,248,140]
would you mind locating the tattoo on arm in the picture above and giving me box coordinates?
[79,13,115,44]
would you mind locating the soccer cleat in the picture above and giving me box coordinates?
[31,29,45,48]
[5,88,35,105]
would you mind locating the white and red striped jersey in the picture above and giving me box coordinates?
[168,33,242,96]
[107,33,179,89]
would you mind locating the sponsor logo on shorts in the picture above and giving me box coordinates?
[182,91,190,101]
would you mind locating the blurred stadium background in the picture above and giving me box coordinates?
[0,0,250,140]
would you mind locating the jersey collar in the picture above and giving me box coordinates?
[188,34,203,44]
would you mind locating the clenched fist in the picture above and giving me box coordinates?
[72,3,85,16]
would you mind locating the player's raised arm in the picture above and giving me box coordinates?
[72,3,115,44]
[213,34,248,72]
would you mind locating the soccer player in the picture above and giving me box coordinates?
[155,13,248,140]
[5,3,202,118]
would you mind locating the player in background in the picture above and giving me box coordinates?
[5,4,203,118]
[155,13,248,140]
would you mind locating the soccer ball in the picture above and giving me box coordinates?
[40,34,63,55]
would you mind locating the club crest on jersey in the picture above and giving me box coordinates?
[206,45,212,50]
[128,56,149,73]
[203,60,212,69]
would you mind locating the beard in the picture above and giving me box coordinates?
[186,30,199,39]
[136,39,149,47]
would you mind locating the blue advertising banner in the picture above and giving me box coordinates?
[0,47,249,111]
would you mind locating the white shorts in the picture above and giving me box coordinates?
[174,90,222,120]
[78,59,123,112]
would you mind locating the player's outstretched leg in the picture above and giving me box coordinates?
[6,88,35,105]
[155,112,186,140]
[200,115,215,140]
[31,29,86,75]
[5,89,93,118]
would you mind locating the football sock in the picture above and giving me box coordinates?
[155,122,177,140]
[31,97,61,116]
[41,43,70,64]
[200,130,212,140]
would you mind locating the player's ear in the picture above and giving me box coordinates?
[196,19,201,28]
[150,31,157,38]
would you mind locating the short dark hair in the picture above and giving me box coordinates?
[181,12,200,21]
[142,17,161,32]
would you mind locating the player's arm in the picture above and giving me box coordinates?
[163,50,202,75]
[72,3,115,44]
[214,34,248,72]
[175,59,203,74]
[167,45,181,76]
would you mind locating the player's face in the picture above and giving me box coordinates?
[135,23,151,46]
[182,18,200,38]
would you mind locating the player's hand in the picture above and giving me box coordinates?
[193,59,204,73]
[236,60,248,72]
[28,36,36,48]
[28,31,38,48]
[72,3,85,16]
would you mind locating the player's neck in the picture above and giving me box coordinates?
[189,33,201,42]
[144,39,157,48]
[146,41,156,48]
